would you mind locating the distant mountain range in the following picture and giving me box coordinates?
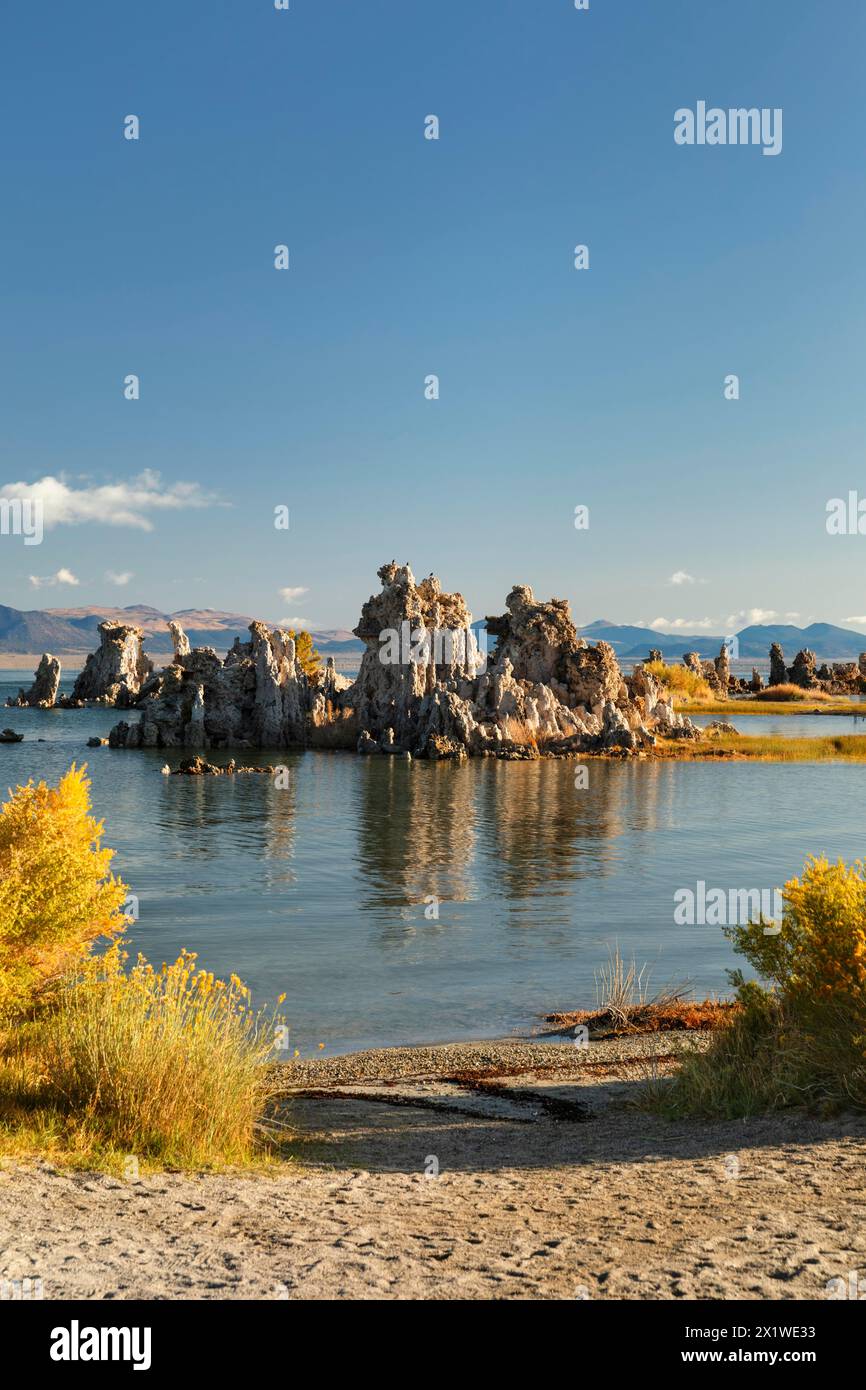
[0,604,362,656]
[2,604,865,664]
[579,620,866,661]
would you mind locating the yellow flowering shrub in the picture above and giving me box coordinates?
[727,856,866,1023]
[33,947,284,1164]
[0,765,129,1020]
[658,856,866,1116]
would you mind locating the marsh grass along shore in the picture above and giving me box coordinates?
[655,733,866,761]
[679,698,866,717]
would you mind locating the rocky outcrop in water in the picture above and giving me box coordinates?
[108,562,699,758]
[788,648,819,689]
[110,621,311,751]
[681,649,729,694]
[713,643,731,693]
[6,653,61,708]
[769,643,787,688]
[67,623,153,707]
[764,642,865,696]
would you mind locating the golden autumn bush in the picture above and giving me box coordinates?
[727,856,866,1019]
[29,947,283,1166]
[0,767,287,1169]
[655,856,866,1116]
[288,628,321,678]
[0,765,129,1020]
[645,660,714,704]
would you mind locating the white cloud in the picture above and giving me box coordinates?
[278,586,309,604]
[280,615,312,629]
[0,470,220,533]
[845,616,866,626]
[106,570,134,586]
[29,567,80,589]
[648,616,717,631]
[667,571,705,587]
[724,608,778,627]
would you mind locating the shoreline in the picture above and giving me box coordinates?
[7,724,866,763]
[4,1030,863,1300]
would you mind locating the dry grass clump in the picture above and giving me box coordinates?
[754,684,833,702]
[645,660,714,704]
[544,946,735,1037]
[0,947,286,1169]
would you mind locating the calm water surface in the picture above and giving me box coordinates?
[4,676,866,1054]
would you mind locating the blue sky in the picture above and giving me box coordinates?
[1,0,865,634]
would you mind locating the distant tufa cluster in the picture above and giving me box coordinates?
[673,641,866,697]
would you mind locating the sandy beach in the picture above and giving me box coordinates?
[2,1037,863,1301]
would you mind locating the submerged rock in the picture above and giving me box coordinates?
[168,755,280,776]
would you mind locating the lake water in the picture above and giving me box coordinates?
[4,674,866,1055]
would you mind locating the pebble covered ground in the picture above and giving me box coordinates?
[276,1033,709,1088]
